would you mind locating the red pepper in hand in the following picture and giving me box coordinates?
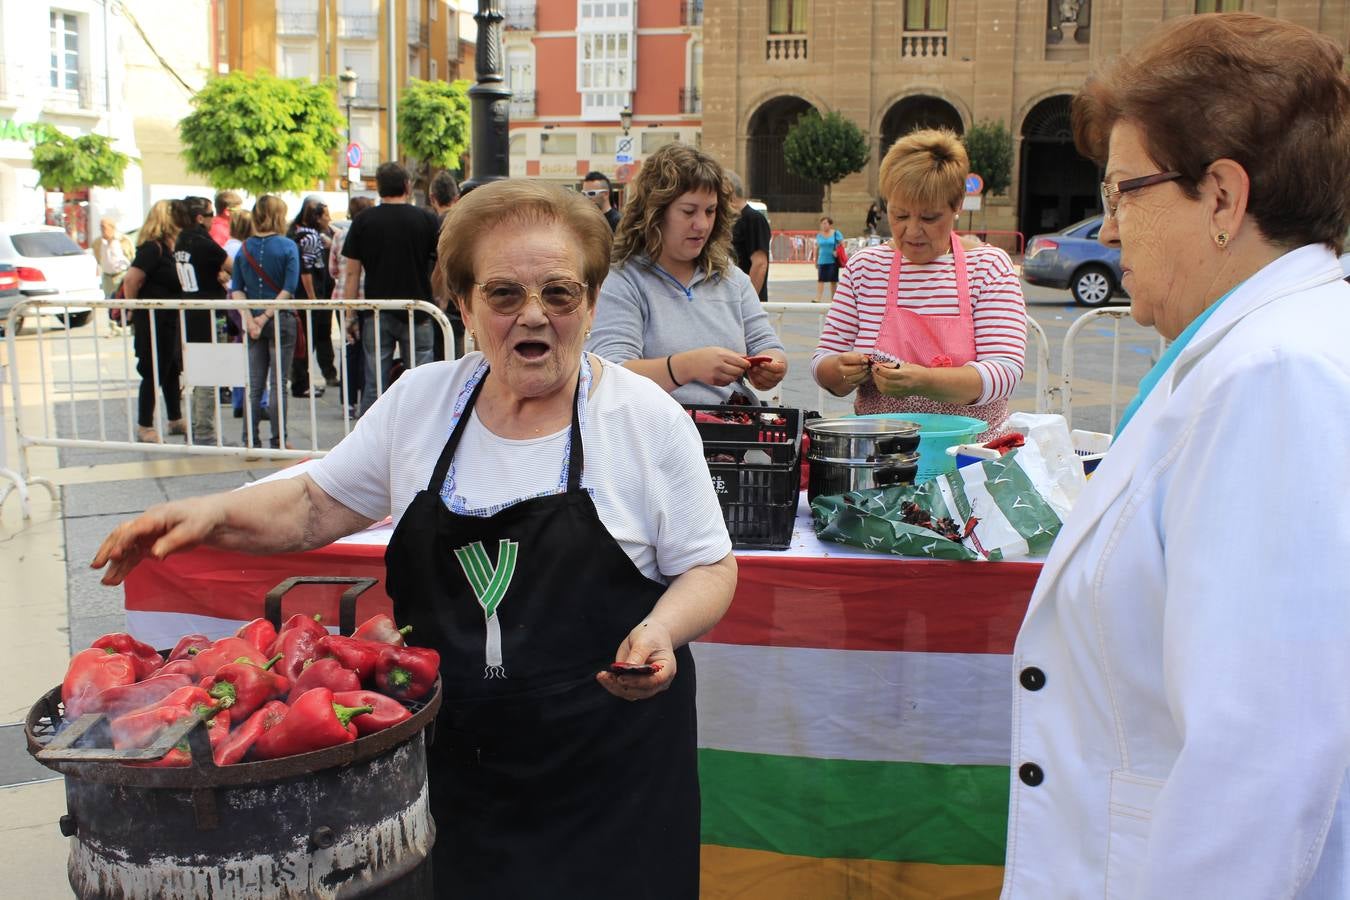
[251,688,372,760]
[351,613,411,646]
[80,673,194,719]
[235,618,279,654]
[214,700,287,766]
[200,656,289,720]
[110,686,217,749]
[63,648,138,719]
[190,637,269,678]
[168,634,211,662]
[90,633,163,680]
[332,690,413,736]
[317,635,382,682]
[374,646,440,701]
[287,657,361,703]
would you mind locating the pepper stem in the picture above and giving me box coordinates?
[207,681,237,707]
[262,653,283,670]
[388,666,412,690]
[399,625,413,637]
[332,703,375,728]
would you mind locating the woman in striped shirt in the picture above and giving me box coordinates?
[812,129,1026,437]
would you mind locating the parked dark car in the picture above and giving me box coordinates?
[0,262,21,337]
[1022,215,1127,307]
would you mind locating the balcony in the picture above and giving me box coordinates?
[350,82,380,108]
[503,1,536,31]
[407,17,428,46]
[765,36,808,62]
[901,31,948,59]
[46,69,98,112]
[276,6,319,36]
[679,86,701,115]
[681,0,703,26]
[509,90,535,117]
[338,14,378,38]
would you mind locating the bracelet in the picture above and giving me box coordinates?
[666,354,683,387]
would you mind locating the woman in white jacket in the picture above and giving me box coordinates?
[1003,14,1350,899]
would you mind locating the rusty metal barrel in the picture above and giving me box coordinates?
[25,577,441,900]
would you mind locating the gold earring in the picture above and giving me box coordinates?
[584,329,591,339]
[1215,231,1230,249]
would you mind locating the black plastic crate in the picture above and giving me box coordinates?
[684,404,802,551]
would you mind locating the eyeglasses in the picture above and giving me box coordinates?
[1100,171,1183,219]
[474,279,589,316]
[582,189,607,198]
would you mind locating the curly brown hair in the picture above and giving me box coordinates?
[612,143,735,277]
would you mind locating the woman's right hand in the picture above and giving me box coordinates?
[245,318,263,341]
[675,347,751,387]
[91,496,226,586]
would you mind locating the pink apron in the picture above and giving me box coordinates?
[854,236,1008,439]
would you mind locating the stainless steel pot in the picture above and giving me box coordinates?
[807,453,920,502]
[805,417,921,460]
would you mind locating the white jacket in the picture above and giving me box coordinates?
[1002,245,1350,899]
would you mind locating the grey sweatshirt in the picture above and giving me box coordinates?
[586,255,786,406]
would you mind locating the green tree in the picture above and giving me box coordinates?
[782,110,870,212]
[31,128,133,192]
[962,120,1014,197]
[179,71,345,194]
[398,78,472,175]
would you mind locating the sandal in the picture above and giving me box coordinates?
[136,426,162,444]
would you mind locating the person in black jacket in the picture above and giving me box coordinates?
[173,196,231,442]
[288,197,337,398]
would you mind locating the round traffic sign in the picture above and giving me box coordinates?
[965,173,984,195]
[346,143,362,168]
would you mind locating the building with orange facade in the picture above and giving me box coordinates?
[502,0,704,194]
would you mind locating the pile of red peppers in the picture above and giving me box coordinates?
[58,612,440,767]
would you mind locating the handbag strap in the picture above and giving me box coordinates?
[240,240,282,296]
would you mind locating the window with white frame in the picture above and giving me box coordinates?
[352,112,380,173]
[50,11,81,92]
[279,43,318,81]
[540,132,577,155]
[342,46,378,103]
[591,132,618,155]
[641,131,679,153]
[507,45,533,93]
[577,1,634,120]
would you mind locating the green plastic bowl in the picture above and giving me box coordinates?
[855,413,987,481]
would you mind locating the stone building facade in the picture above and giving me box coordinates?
[701,0,1348,239]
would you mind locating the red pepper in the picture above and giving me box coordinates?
[251,688,373,760]
[374,646,440,701]
[155,658,200,679]
[288,657,361,703]
[213,700,287,766]
[351,613,412,646]
[235,618,279,654]
[317,635,382,682]
[90,632,163,680]
[189,637,269,678]
[200,655,289,720]
[983,432,1026,453]
[267,613,327,654]
[272,626,324,682]
[79,673,194,719]
[62,648,138,719]
[168,633,211,662]
[332,690,413,736]
[110,686,217,749]
[129,708,230,769]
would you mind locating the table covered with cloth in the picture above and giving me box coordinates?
[122,484,1039,899]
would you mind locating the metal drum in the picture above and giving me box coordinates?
[25,577,441,900]
[805,418,922,502]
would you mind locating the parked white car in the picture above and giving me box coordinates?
[0,223,99,336]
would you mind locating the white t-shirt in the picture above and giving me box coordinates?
[309,353,732,582]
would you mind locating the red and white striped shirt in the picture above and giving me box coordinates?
[811,243,1027,404]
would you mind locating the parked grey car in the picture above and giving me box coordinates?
[1022,215,1126,307]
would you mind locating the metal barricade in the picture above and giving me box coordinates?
[769,231,823,264]
[1060,307,1166,431]
[1,298,453,503]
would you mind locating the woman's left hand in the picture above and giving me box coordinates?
[596,619,677,701]
[745,357,787,391]
[870,360,928,398]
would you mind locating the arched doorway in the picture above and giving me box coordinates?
[1017,95,1100,236]
[746,96,823,213]
[879,95,964,161]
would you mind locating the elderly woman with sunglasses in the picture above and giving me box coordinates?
[92,179,734,898]
[1003,14,1350,899]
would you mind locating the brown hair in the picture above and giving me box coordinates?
[878,129,968,211]
[137,200,179,247]
[1073,13,1350,253]
[612,142,735,277]
[347,196,375,219]
[435,180,612,309]
[228,208,253,242]
[250,195,288,236]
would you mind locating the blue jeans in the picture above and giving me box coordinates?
[244,314,297,448]
[360,312,433,415]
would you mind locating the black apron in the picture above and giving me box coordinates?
[384,368,700,899]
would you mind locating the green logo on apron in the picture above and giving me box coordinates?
[454,538,520,678]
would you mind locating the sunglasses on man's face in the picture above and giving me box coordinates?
[582,189,607,198]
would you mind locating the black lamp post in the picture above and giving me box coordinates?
[620,103,633,136]
[338,66,358,204]
[459,0,510,194]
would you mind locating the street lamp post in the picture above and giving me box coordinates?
[620,104,633,137]
[338,66,358,206]
[459,0,510,194]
